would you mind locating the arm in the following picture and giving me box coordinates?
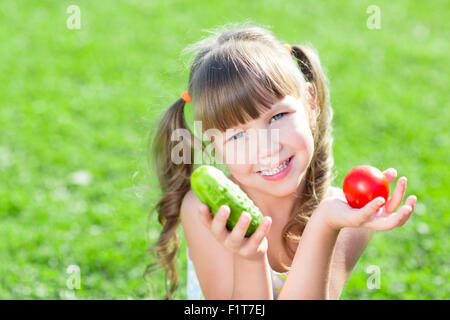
[328,227,375,299]
[181,189,273,299]
[283,168,416,300]
[181,190,233,299]
[213,213,374,300]
[231,253,273,300]
[277,211,340,300]
[326,168,416,299]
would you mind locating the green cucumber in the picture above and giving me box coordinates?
[190,165,264,237]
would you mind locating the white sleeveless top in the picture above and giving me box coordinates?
[186,247,288,300]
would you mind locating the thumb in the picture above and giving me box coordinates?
[358,197,386,224]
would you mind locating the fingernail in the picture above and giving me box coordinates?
[240,212,250,223]
[378,198,386,206]
[219,206,229,217]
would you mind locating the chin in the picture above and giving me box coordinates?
[256,172,302,198]
[260,161,307,197]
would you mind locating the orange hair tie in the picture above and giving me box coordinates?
[181,91,192,103]
[283,43,292,54]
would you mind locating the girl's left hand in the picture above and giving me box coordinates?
[317,168,418,231]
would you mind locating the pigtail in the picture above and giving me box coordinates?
[144,96,195,299]
[281,44,336,267]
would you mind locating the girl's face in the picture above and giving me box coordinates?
[209,93,316,198]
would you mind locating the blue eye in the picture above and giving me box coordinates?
[231,131,245,140]
[270,112,287,123]
[228,113,287,141]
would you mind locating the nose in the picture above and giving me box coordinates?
[257,128,282,167]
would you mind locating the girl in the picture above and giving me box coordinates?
[145,22,417,300]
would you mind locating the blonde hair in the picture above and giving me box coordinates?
[145,21,336,299]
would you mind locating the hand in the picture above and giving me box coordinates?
[317,168,418,231]
[198,203,273,261]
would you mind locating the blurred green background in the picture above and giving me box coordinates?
[0,0,448,299]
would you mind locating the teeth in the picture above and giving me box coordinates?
[259,158,290,176]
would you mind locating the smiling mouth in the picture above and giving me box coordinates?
[257,156,294,176]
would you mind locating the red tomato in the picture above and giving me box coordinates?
[343,165,390,209]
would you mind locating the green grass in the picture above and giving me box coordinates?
[0,0,448,299]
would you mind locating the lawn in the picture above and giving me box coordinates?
[0,0,448,299]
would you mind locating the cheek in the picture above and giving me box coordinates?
[279,114,313,152]
[210,142,253,175]
[278,116,315,175]
[223,142,254,174]
[227,163,252,177]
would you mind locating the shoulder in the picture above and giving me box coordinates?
[180,187,202,223]
[181,187,199,211]
[180,188,204,242]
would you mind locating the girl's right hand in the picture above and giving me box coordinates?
[198,203,272,261]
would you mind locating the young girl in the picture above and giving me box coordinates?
[145,23,417,300]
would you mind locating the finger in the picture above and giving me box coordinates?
[385,204,413,230]
[396,195,417,226]
[383,168,397,184]
[210,205,230,242]
[225,211,251,250]
[369,195,416,221]
[356,197,386,226]
[198,203,213,228]
[396,204,414,227]
[241,216,272,255]
[406,195,417,211]
[364,204,413,230]
[385,176,407,213]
